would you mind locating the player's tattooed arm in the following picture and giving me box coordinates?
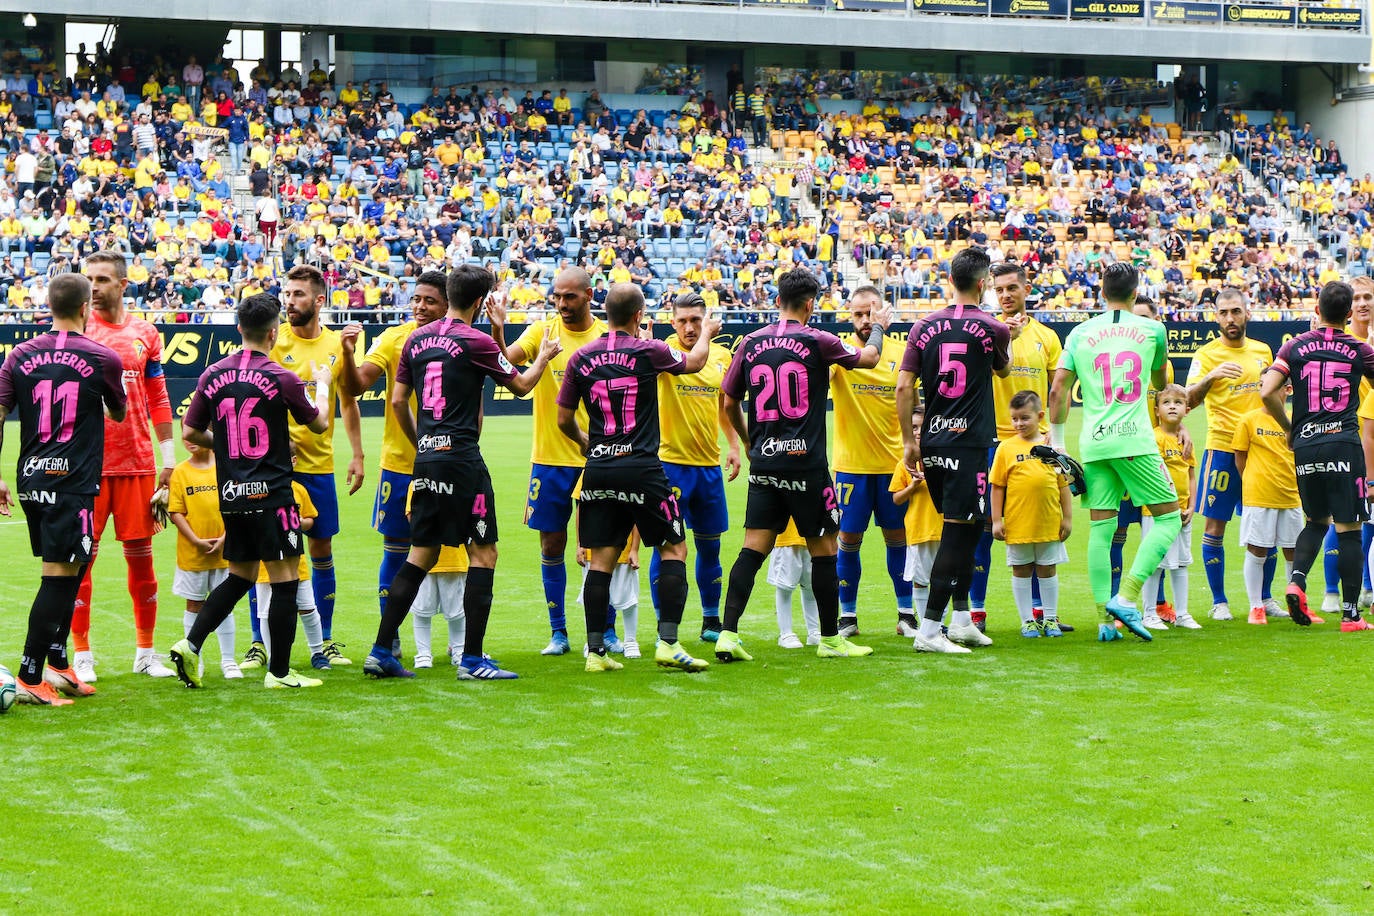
[0,405,10,516]
[556,404,589,455]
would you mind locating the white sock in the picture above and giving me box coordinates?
[260,620,272,659]
[918,616,942,639]
[1040,574,1059,619]
[1142,569,1164,616]
[215,613,236,663]
[442,606,466,658]
[1011,577,1035,624]
[1286,559,1294,584]
[1243,551,1266,609]
[413,612,433,659]
[1169,568,1189,618]
[299,609,323,653]
[913,584,929,618]
[951,610,972,628]
[799,585,820,639]
[183,611,197,637]
[774,587,795,635]
[621,603,638,642]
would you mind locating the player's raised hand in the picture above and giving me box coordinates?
[538,325,562,361]
[638,316,654,341]
[0,479,12,517]
[703,312,723,340]
[310,360,331,391]
[486,294,508,330]
[871,301,894,330]
[339,323,363,355]
[1004,311,1027,339]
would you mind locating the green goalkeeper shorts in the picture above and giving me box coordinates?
[1083,455,1178,512]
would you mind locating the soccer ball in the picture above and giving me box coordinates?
[0,665,15,713]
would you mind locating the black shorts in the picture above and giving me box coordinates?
[1294,442,1369,525]
[410,460,499,549]
[578,463,684,549]
[223,506,306,564]
[20,491,95,564]
[743,468,842,539]
[922,446,990,522]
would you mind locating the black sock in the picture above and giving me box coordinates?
[811,554,840,637]
[376,562,427,649]
[461,567,494,658]
[44,574,82,670]
[187,574,254,651]
[1338,528,1363,614]
[722,548,766,632]
[266,581,299,678]
[656,559,688,644]
[583,569,611,654]
[1292,521,1327,588]
[926,524,980,622]
[20,576,73,685]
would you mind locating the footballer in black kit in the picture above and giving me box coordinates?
[1261,280,1374,627]
[557,282,720,668]
[366,264,560,681]
[896,247,1011,652]
[171,293,331,688]
[0,273,127,702]
[715,268,893,662]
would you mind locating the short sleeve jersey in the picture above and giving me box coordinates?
[270,323,347,474]
[86,311,164,476]
[721,318,863,473]
[1148,427,1194,515]
[1269,326,1374,447]
[396,317,518,466]
[511,315,608,468]
[362,319,419,474]
[989,435,1067,543]
[901,304,1012,449]
[168,459,226,572]
[658,335,732,467]
[183,349,319,514]
[1184,336,1274,450]
[888,463,942,544]
[557,331,688,468]
[830,334,904,474]
[1060,309,1168,462]
[0,329,126,495]
[1230,409,1298,510]
[992,316,1061,440]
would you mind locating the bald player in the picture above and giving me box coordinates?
[1185,288,1273,621]
[490,267,608,656]
[829,286,911,637]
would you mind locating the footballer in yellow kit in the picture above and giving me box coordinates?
[829,288,908,630]
[489,269,606,650]
[656,292,740,637]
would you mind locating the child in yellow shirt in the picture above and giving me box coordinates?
[1141,385,1200,630]
[168,440,239,679]
[990,391,1071,637]
[889,406,942,638]
[768,520,819,649]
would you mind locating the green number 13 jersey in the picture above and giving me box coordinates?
[1059,309,1169,463]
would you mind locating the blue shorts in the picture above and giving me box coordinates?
[1117,498,1142,526]
[662,463,729,537]
[1195,449,1242,521]
[525,464,581,532]
[836,471,907,533]
[294,472,339,540]
[371,469,413,540]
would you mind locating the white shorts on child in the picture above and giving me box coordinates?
[576,563,640,611]
[172,566,229,601]
[1238,506,1303,550]
[1005,540,1070,567]
[254,579,316,619]
[766,546,812,590]
[1142,516,1193,570]
[903,542,938,584]
[414,572,467,619]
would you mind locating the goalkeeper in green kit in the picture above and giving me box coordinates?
[1048,264,1182,642]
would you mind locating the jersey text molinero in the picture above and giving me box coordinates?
[183,350,318,513]
[722,319,863,472]
[1271,327,1374,445]
[397,317,518,464]
[902,304,1011,448]
[557,331,687,466]
[0,330,127,494]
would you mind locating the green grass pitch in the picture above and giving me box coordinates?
[2,412,1373,914]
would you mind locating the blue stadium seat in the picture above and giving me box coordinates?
[669,238,690,258]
